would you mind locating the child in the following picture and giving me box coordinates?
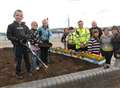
[7,9,32,79]
[88,29,101,55]
[37,18,52,65]
[61,28,69,49]
[30,21,41,71]
[66,27,76,50]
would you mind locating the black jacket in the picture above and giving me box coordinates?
[89,26,102,38]
[7,21,31,46]
[112,33,120,58]
[112,33,120,51]
[61,33,69,43]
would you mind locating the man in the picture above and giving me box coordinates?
[89,21,102,38]
[74,20,90,51]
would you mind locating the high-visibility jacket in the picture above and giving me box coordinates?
[74,27,90,49]
[67,32,76,44]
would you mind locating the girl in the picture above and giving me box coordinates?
[30,21,41,71]
[88,29,100,55]
[37,19,52,65]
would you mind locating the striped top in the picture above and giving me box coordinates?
[88,38,100,55]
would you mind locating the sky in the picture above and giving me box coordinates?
[0,0,120,33]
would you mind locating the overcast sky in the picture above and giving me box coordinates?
[0,0,120,33]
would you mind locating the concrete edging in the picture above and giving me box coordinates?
[1,66,120,88]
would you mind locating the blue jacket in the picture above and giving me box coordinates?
[37,27,52,42]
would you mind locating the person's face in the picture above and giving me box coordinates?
[92,22,97,28]
[69,30,74,33]
[94,31,99,37]
[78,21,83,28]
[112,29,118,35]
[31,22,38,30]
[64,29,68,32]
[43,20,48,27]
[104,30,109,36]
[14,11,23,22]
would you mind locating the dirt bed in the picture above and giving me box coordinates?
[0,48,99,87]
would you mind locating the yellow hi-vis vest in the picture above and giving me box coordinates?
[67,32,76,44]
[75,28,90,49]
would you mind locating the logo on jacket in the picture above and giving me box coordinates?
[17,27,24,30]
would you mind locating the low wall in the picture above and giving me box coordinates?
[2,67,120,88]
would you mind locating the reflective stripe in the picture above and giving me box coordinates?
[75,28,90,49]
[67,32,76,44]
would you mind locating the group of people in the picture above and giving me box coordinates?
[61,20,120,69]
[7,9,52,79]
[6,9,120,79]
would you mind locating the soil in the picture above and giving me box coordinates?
[0,48,99,87]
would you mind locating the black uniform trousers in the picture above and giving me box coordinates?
[14,45,31,75]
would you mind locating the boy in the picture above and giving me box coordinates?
[66,27,76,50]
[7,9,32,79]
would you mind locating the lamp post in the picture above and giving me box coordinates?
[67,15,70,27]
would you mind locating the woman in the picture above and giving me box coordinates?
[111,26,120,67]
[100,28,113,68]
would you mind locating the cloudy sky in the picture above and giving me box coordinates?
[0,0,120,32]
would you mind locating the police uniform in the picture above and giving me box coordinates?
[7,21,31,76]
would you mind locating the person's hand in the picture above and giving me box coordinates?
[80,43,84,48]
[19,39,27,44]
[100,53,102,56]
[35,43,39,46]
[88,51,92,54]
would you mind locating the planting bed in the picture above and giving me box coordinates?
[0,48,99,87]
